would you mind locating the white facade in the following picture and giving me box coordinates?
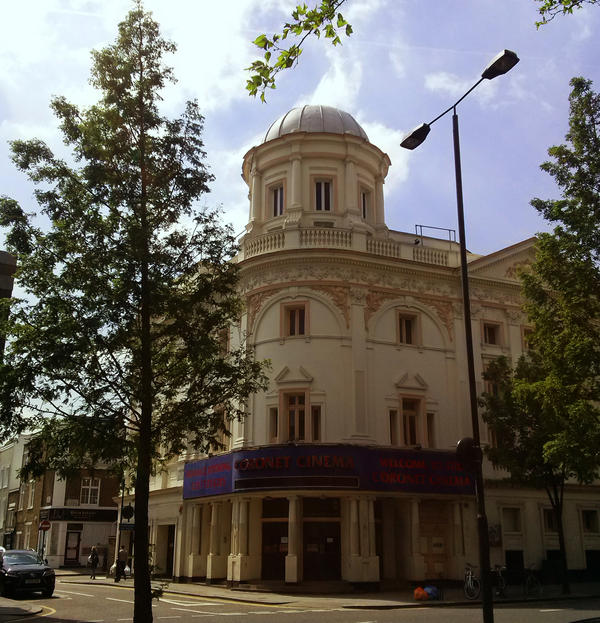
[146,105,600,587]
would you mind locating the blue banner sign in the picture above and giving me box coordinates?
[184,445,474,499]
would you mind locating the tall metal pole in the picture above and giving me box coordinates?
[452,110,493,623]
[114,476,125,578]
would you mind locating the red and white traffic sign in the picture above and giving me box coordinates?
[39,519,51,531]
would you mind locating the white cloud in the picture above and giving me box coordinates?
[359,120,410,194]
[389,50,406,78]
[301,48,363,109]
[425,71,499,105]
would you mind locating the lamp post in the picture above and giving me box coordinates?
[401,49,519,623]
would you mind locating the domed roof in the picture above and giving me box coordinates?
[264,105,369,143]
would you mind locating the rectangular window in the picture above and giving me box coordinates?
[311,406,321,441]
[398,314,417,345]
[211,411,230,452]
[315,180,332,211]
[582,510,599,533]
[286,393,306,441]
[543,508,558,533]
[389,409,399,446]
[483,322,500,345]
[269,407,279,442]
[402,398,419,446]
[361,190,370,219]
[272,185,284,217]
[18,484,24,511]
[426,412,435,448]
[502,507,522,533]
[27,481,35,509]
[219,328,229,355]
[80,477,100,506]
[484,377,499,397]
[522,327,533,351]
[284,304,306,336]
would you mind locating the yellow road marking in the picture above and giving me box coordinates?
[3,604,56,621]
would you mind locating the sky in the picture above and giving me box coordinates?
[1,0,599,256]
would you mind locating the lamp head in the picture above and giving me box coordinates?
[400,123,431,150]
[481,49,519,80]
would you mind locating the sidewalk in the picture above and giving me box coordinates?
[0,599,42,618]
[54,568,600,611]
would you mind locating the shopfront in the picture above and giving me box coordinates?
[179,445,475,586]
[41,507,117,569]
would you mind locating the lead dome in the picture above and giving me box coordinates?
[263,105,369,143]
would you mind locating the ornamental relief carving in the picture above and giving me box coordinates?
[471,286,522,307]
[506,308,524,323]
[240,260,459,299]
[311,285,351,328]
[505,259,531,279]
[245,287,285,335]
[349,287,367,305]
[414,296,455,342]
[364,290,398,326]
[365,289,456,342]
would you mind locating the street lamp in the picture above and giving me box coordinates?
[401,49,519,623]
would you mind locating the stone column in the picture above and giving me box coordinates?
[375,176,385,228]
[359,497,370,558]
[290,156,302,210]
[209,502,220,557]
[239,498,249,557]
[407,498,425,580]
[250,165,262,223]
[199,504,211,578]
[345,158,358,215]
[206,501,227,581]
[350,497,360,557]
[285,495,300,583]
[173,509,187,581]
[187,504,202,579]
[228,497,252,584]
[367,497,377,558]
[345,496,379,583]
[349,288,370,439]
[227,498,240,583]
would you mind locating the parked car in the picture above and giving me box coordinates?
[0,549,55,598]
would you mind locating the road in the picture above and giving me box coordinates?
[1,581,600,623]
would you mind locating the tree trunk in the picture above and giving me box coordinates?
[555,502,571,595]
[133,31,154,621]
[133,247,154,621]
[133,412,153,622]
[548,482,570,595]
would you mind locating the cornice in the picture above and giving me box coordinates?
[239,249,524,302]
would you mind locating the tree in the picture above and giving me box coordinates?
[246,0,600,98]
[535,0,599,26]
[0,4,267,622]
[246,0,352,101]
[481,355,599,594]
[481,77,600,594]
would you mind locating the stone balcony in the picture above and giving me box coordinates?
[238,226,471,268]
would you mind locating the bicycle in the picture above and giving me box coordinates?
[491,564,507,598]
[523,564,542,597]
[464,563,481,600]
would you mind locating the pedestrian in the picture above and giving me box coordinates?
[115,545,128,582]
[88,545,99,580]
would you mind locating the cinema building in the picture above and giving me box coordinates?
[146,106,600,586]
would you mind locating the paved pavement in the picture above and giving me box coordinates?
[1,568,599,618]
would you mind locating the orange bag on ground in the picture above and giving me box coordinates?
[414,586,429,600]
